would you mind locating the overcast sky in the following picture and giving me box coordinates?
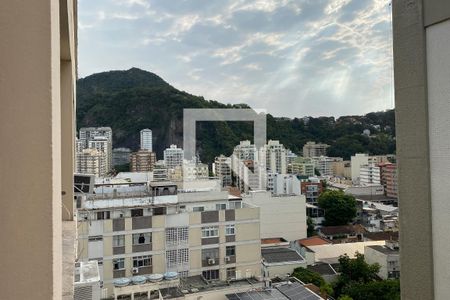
[78,0,394,118]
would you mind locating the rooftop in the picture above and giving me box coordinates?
[296,236,331,247]
[319,224,367,236]
[262,247,305,264]
[262,237,289,245]
[307,241,386,263]
[307,263,338,276]
[367,245,399,255]
[226,281,323,300]
[364,231,399,241]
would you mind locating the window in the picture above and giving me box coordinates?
[133,255,152,268]
[113,235,125,247]
[202,269,219,280]
[166,248,189,268]
[202,248,219,260]
[96,211,110,220]
[133,232,151,245]
[227,267,236,279]
[193,206,204,212]
[113,258,125,270]
[229,201,242,209]
[216,203,227,210]
[225,224,235,236]
[166,227,189,245]
[226,245,236,257]
[202,226,219,238]
[131,209,143,217]
[153,207,166,215]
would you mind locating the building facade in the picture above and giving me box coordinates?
[77,182,261,298]
[288,157,315,177]
[359,164,381,186]
[130,149,156,172]
[79,127,113,173]
[262,140,287,174]
[112,148,132,167]
[301,179,324,204]
[76,148,108,177]
[302,142,329,158]
[379,163,398,199]
[140,129,152,151]
[163,144,184,170]
[214,155,232,188]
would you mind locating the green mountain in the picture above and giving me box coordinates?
[76,68,396,163]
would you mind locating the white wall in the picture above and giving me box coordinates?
[426,18,450,299]
[244,191,306,241]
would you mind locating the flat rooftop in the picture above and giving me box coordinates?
[262,248,304,264]
[226,281,323,300]
[367,245,399,255]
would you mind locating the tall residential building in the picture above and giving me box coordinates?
[393,2,450,297]
[214,155,232,188]
[301,178,325,204]
[359,164,381,186]
[235,160,266,194]
[262,140,287,174]
[288,157,315,177]
[112,147,132,166]
[332,160,351,178]
[302,141,329,157]
[379,163,398,199]
[153,160,169,181]
[79,127,113,172]
[77,181,261,298]
[130,149,156,172]
[232,140,258,162]
[266,173,301,196]
[76,148,108,177]
[163,144,184,170]
[140,128,152,151]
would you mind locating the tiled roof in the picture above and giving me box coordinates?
[320,224,367,236]
[297,236,331,247]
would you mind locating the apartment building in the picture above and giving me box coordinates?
[77,181,261,298]
[233,140,258,162]
[112,148,131,167]
[351,153,391,183]
[312,156,342,177]
[262,140,287,174]
[266,173,301,196]
[140,129,152,151]
[213,155,232,188]
[359,164,381,186]
[163,144,184,170]
[130,149,156,172]
[302,141,329,158]
[379,163,398,199]
[288,157,315,177]
[332,160,351,178]
[169,161,209,182]
[301,178,324,204]
[153,161,168,181]
[365,241,400,280]
[76,148,108,177]
[235,160,266,194]
[79,127,113,172]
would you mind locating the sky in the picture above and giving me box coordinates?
[78,0,394,118]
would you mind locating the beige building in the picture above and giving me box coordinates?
[365,242,400,280]
[302,141,329,158]
[288,157,315,177]
[130,149,156,172]
[77,181,261,298]
[332,160,351,178]
[0,0,78,299]
[76,148,108,177]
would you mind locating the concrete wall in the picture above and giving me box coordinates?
[0,0,76,299]
[393,0,450,299]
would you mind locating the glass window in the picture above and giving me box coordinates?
[113,235,125,247]
[225,224,235,235]
[226,246,236,256]
[133,255,152,268]
[131,209,143,217]
[96,211,110,220]
[202,269,219,280]
[227,267,236,279]
[216,203,227,210]
[202,226,219,238]
[132,232,151,245]
[193,206,204,212]
[113,258,125,270]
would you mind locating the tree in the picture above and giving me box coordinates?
[292,267,333,297]
[333,253,380,297]
[338,296,353,300]
[318,190,357,226]
[307,217,316,237]
[341,280,400,300]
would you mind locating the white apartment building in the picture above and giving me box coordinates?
[261,140,287,174]
[213,155,232,188]
[163,144,184,170]
[77,181,262,298]
[351,153,391,183]
[76,148,108,177]
[79,127,113,173]
[360,164,381,186]
[140,129,152,151]
[266,173,301,196]
[235,160,266,194]
[302,141,329,158]
[232,140,258,162]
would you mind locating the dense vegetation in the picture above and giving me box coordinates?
[293,253,400,300]
[77,68,396,164]
[318,190,357,226]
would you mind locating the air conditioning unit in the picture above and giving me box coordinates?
[225,256,231,262]
[132,267,139,274]
[207,258,215,265]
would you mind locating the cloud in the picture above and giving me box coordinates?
[78,0,394,117]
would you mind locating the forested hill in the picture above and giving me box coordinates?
[77,68,396,163]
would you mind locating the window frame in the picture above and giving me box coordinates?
[132,255,152,268]
[132,232,152,245]
[201,226,219,238]
[112,235,125,247]
[113,258,125,270]
[225,224,235,236]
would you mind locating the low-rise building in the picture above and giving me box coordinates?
[365,241,400,280]
[319,224,367,242]
[261,247,306,279]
